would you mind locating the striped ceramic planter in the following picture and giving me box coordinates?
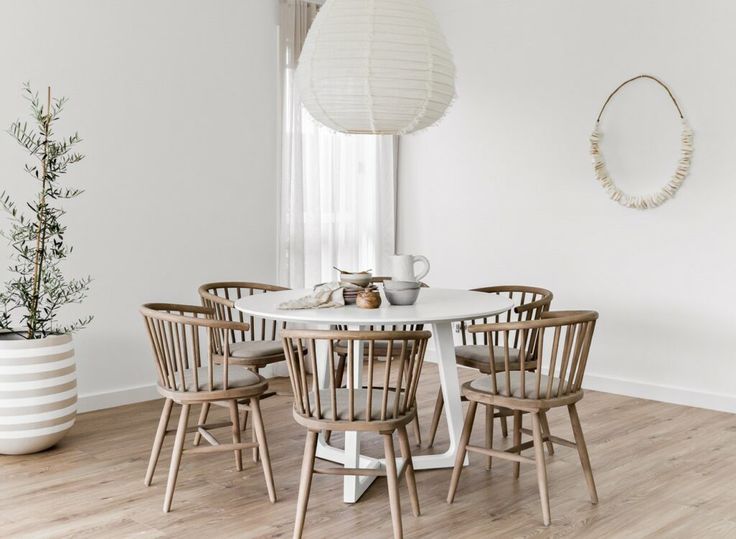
[0,332,76,455]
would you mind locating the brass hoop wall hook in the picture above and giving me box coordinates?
[596,74,684,123]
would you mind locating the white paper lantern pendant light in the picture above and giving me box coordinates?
[297,0,456,135]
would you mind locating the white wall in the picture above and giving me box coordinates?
[399,0,736,412]
[0,1,279,411]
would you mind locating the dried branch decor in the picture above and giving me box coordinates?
[590,74,693,210]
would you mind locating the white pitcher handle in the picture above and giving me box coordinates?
[412,255,430,282]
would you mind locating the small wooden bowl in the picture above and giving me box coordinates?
[356,290,381,309]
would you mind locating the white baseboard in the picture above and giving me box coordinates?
[76,372,290,413]
[78,383,159,413]
[76,371,736,415]
[582,373,736,414]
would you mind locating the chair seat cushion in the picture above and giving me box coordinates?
[455,345,521,372]
[308,388,408,421]
[183,366,262,392]
[469,371,562,399]
[229,340,286,360]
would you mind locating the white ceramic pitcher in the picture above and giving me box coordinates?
[390,254,430,282]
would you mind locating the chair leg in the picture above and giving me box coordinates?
[513,410,522,478]
[383,432,403,539]
[397,425,420,517]
[252,420,259,463]
[251,397,277,503]
[539,410,555,456]
[240,404,258,462]
[145,398,173,486]
[227,400,243,472]
[500,414,509,438]
[335,354,346,387]
[568,403,598,504]
[294,430,318,539]
[427,388,443,448]
[241,407,249,433]
[447,400,478,503]
[411,412,422,447]
[531,412,551,526]
[163,403,190,513]
[192,402,210,447]
[485,404,494,470]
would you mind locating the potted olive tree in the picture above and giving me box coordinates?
[0,84,92,454]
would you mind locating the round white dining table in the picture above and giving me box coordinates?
[235,288,514,503]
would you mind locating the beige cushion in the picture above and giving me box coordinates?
[455,345,521,372]
[308,388,407,421]
[229,340,285,360]
[469,371,562,399]
[181,366,262,392]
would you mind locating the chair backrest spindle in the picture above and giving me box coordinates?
[460,286,553,358]
[470,311,598,402]
[199,282,289,357]
[141,303,252,395]
[282,329,431,425]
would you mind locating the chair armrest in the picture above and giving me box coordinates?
[514,297,551,315]
[201,291,235,309]
[206,319,251,332]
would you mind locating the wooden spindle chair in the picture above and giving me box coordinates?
[283,328,431,539]
[428,285,553,464]
[140,303,276,513]
[447,311,599,526]
[198,282,289,460]
[331,277,428,445]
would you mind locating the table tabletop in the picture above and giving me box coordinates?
[234,287,515,325]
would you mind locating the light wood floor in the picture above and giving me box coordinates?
[2,364,735,538]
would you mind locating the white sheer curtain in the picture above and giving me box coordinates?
[277,0,397,289]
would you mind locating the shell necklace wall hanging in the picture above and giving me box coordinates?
[590,74,693,210]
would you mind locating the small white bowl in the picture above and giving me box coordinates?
[383,279,420,291]
[384,287,421,306]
